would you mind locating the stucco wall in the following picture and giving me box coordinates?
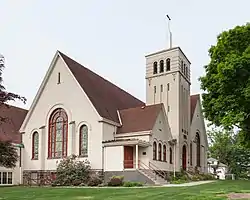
[22,55,103,172]
[102,122,115,141]
[104,146,123,171]
[190,99,208,173]
[150,110,173,171]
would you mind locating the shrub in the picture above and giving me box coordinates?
[87,173,103,186]
[123,181,143,187]
[107,176,124,186]
[53,154,91,186]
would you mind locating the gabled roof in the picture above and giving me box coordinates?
[0,104,28,143]
[117,104,163,134]
[59,51,145,123]
[190,94,199,123]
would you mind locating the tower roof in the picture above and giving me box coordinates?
[145,47,191,64]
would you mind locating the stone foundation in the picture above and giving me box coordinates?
[23,170,104,186]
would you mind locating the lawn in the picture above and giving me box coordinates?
[0,181,250,200]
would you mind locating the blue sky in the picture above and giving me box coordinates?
[1,0,249,109]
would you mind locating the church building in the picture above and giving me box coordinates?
[0,45,208,185]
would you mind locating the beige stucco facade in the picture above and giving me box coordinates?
[15,46,208,185]
[21,54,104,172]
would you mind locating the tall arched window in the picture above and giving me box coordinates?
[190,142,193,166]
[32,132,39,160]
[160,60,164,73]
[169,147,173,164]
[48,108,68,158]
[79,125,88,157]
[158,143,162,161]
[153,62,158,74]
[166,58,171,71]
[153,141,157,160]
[196,132,200,167]
[163,145,167,162]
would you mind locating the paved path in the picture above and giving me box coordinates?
[162,180,216,187]
[55,180,216,189]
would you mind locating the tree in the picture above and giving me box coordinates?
[0,54,26,168]
[199,23,250,145]
[208,128,234,167]
[0,141,18,168]
[208,128,250,177]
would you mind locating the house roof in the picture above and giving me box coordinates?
[0,104,28,144]
[190,94,199,123]
[117,104,163,134]
[208,157,218,162]
[59,51,145,123]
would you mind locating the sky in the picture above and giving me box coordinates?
[1,0,250,109]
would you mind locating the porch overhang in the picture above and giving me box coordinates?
[102,139,150,147]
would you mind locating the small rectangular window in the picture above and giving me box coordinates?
[57,72,61,84]
[154,86,156,94]
[167,83,170,91]
[0,172,1,184]
[160,84,163,92]
[7,172,12,184]
[168,106,170,112]
[2,172,7,184]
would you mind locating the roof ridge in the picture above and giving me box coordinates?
[58,51,144,123]
[1,103,28,112]
[58,51,144,104]
[119,103,162,112]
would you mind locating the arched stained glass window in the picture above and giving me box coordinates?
[48,108,68,158]
[79,125,88,157]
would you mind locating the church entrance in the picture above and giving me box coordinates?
[124,146,134,168]
[182,145,187,170]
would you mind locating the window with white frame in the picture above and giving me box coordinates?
[0,172,13,185]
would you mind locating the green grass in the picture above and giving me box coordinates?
[0,181,250,200]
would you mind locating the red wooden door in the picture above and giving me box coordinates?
[124,146,134,168]
[182,145,187,170]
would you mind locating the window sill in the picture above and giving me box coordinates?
[31,158,38,160]
[47,157,66,160]
[78,155,88,158]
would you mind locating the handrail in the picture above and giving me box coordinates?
[138,160,157,180]
[149,161,166,179]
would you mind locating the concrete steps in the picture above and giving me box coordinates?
[138,169,168,185]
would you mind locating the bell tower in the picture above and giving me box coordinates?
[145,15,191,170]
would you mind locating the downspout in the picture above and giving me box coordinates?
[173,143,176,178]
[116,110,123,141]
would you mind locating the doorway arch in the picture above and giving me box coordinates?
[182,145,187,170]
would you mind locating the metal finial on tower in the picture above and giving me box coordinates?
[166,14,172,49]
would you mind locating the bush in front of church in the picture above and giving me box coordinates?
[107,176,124,186]
[53,154,92,186]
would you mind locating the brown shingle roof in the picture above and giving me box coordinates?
[0,104,28,143]
[59,51,145,123]
[190,94,199,123]
[117,104,162,134]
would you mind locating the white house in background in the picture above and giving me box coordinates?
[1,44,208,185]
[0,105,27,185]
[208,158,228,180]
